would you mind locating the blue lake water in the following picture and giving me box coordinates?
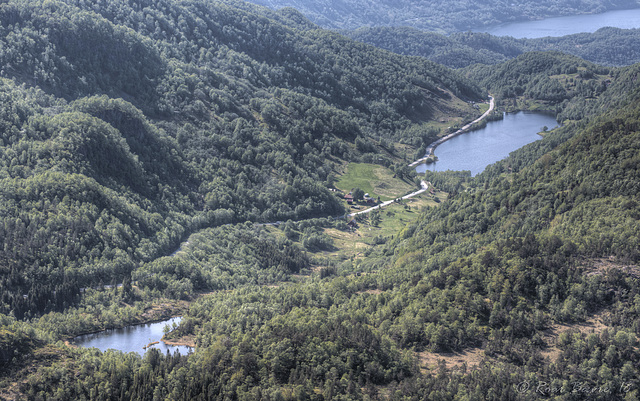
[73,317,193,356]
[476,8,640,38]
[415,111,558,176]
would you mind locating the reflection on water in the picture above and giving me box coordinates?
[73,317,193,356]
[415,111,558,176]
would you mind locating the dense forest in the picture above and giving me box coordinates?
[0,0,484,319]
[1,0,639,400]
[246,0,638,33]
[4,67,639,401]
[462,51,640,122]
[346,26,640,68]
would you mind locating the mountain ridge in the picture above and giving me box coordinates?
[345,26,640,68]
[244,0,639,33]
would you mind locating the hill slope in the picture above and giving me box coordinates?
[462,52,640,122]
[246,0,637,33]
[0,0,484,318]
[9,62,640,401]
[345,26,640,68]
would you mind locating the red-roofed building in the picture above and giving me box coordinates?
[344,194,354,204]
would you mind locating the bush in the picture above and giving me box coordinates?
[301,228,334,251]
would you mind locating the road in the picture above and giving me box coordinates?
[341,96,494,218]
[348,96,494,217]
[167,97,495,254]
[345,180,430,218]
[409,96,495,167]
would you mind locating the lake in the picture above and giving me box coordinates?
[73,317,193,356]
[476,8,640,38]
[415,111,558,176]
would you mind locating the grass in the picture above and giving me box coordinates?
[335,163,415,201]
[318,191,446,261]
[262,189,447,270]
[477,103,490,113]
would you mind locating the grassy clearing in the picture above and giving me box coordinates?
[262,192,440,265]
[335,163,414,201]
[263,188,447,276]
[417,347,485,371]
[477,103,489,113]
[320,192,443,261]
[540,309,610,362]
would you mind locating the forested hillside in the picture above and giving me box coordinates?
[0,0,484,319]
[463,52,640,121]
[1,0,639,400]
[6,59,639,401]
[346,26,640,68]
[247,0,637,33]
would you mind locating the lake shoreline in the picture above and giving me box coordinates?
[470,6,640,30]
[415,109,558,176]
[409,96,495,168]
[162,335,197,348]
[72,316,194,355]
[474,7,640,38]
[68,314,185,345]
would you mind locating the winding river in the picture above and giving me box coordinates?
[415,111,558,176]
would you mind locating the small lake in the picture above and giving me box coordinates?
[476,8,640,38]
[73,317,193,356]
[415,111,558,176]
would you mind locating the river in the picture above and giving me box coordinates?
[415,111,558,176]
[475,8,640,38]
[73,317,193,356]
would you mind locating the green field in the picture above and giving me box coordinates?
[477,102,490,113]
[262,187,448,266]
[335,163,414,201]
[327,190,446,260]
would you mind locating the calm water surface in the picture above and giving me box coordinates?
[416,111,558,176]
[476,8,640,38]
[73,317,193,356]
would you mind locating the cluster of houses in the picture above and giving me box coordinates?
[343,191,378,206]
